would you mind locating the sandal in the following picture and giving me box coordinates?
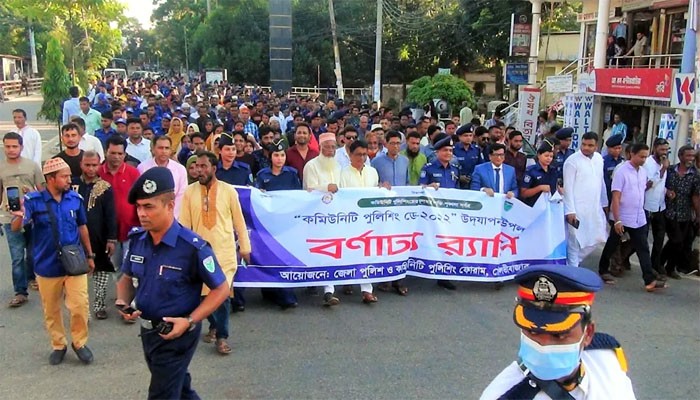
[8,294,28,308]
[215,338,232,355]
[376,283,392,292]
[361,292,378,304]
[29,280,39,291]
[343,285,354,295]
[600,273,617,285]
[392,283,408,296]
[203,328,217,343]
[645,280,668,292]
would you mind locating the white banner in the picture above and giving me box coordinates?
[234,187,567,287]
[563,93,594,150]
[546,74,573,93]
[517,87,541,145]
[659,113,680,162]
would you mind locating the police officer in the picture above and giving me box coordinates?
[419,133,460,290]
[419,133,460,190]
[554,127,576,178]
[216,133,253,187]
[452,124,483,189]
[602,134,625,203]
[255,140,301,308]
[480,265,636,399]
[116,167,229,400]
[520,140,561,207]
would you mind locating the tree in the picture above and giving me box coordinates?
[406,74,476,110]
[39,37,70,123]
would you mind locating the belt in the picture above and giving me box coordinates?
[139,318,160,330]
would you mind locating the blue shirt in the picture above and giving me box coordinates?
[255,166,302,191]
[554,148,575,178]
[23,190,87,278]
[95,127,117,148]
[521,162,559,207]
[371,153,409,186]
[453,143,483,183]
[603,154,624,202]
[216,160,252,186]
[419,161,460,188]
[243,120,259,141]
[122,223,226,321]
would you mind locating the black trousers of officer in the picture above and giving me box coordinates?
[140,323,202,400]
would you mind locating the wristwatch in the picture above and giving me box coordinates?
[187,316,196,331]
[86,253,96,259]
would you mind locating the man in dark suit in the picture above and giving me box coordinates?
[470,143,519,198]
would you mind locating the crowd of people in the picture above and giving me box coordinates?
[1,73,699,397]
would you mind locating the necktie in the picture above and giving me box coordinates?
[494,167,501,193]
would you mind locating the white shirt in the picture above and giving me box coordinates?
[137,158,188,218]
[563,151,609,249]
[490,163,505,194]
[125,137,152,163]
[643,156,666,213]
[303,156,342,191]
[480,350,636,400]
[335,146,370,169]
[62,97,81,125]
[339,164,379,188]
[17,125,43,166]
[78,134,105,162]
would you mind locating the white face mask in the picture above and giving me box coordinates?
[518,331,585,381]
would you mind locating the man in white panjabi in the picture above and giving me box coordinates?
[562,132,609,267]
[302,132,342,307]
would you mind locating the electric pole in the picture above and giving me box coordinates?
[373,0,382,105]
[184,26,190,76]
[328,0,344,99]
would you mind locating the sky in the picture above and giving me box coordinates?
[121,0,155,28]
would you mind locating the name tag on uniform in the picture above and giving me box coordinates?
[433,173,442,177]
[129,255,144,263]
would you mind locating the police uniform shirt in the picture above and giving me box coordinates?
[216,160,253,186]
[554,148,575,177]
[23,190,87,277]
[603,154,624,201]
[122,223,226,321]
[521,162,559,207]
[255,166,302,191]
[453,143,483,177]
[418,161,459,189]
[479,349,636,400]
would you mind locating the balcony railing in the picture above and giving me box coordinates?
[579,53,683,72]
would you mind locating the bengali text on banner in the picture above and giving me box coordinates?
[233,186,566,287]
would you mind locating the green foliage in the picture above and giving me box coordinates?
[406,74,476,110]
[39,37,70,122]
[541,1,582,33]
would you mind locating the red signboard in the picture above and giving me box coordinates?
[591,68,673,101]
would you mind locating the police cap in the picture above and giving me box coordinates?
[432,133,454,150]
[456,123,475,136]
[605,134,624,148]
[128,167,175,204]
[513,265,602,334]
[555,127,574,140]
[268,139,287,153]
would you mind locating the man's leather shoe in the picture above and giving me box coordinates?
[72,344,94,364]
[437,280,456,290]
[49,347,67,365]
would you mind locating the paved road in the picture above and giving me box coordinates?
[0,93,62,162]
[0,95,698,399]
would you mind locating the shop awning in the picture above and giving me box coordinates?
[652,0,689,9]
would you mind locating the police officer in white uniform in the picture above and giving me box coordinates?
[480,265,636,400]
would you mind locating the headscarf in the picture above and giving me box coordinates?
[186,155,199,184]
[167,117,186,151]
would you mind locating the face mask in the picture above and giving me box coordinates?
[517,331,585,381]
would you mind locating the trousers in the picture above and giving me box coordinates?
[599,224,656,285]
[324,284,373,294]
[36,274,89,350]
[141,323,202,400]
[566,225,598,267]
[3,223,28,296]
[647,211,667,274]
[206,299,231,339]
[662,218,694,274]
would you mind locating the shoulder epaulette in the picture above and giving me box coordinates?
[585,332,628,372]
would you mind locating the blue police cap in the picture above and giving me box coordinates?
[456,123,475,136]
[126,107,134,113]
[218,132,234,148]
[268,139,287,153]
[162,113,172,120]
[549,124,562,135]
[605,134,624,148]
[555,127,574,140]
[432,133,454,150]
[513,265,602,334]
[331,109,348,120]
[115,118,127,125]
[128,167,175,204]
